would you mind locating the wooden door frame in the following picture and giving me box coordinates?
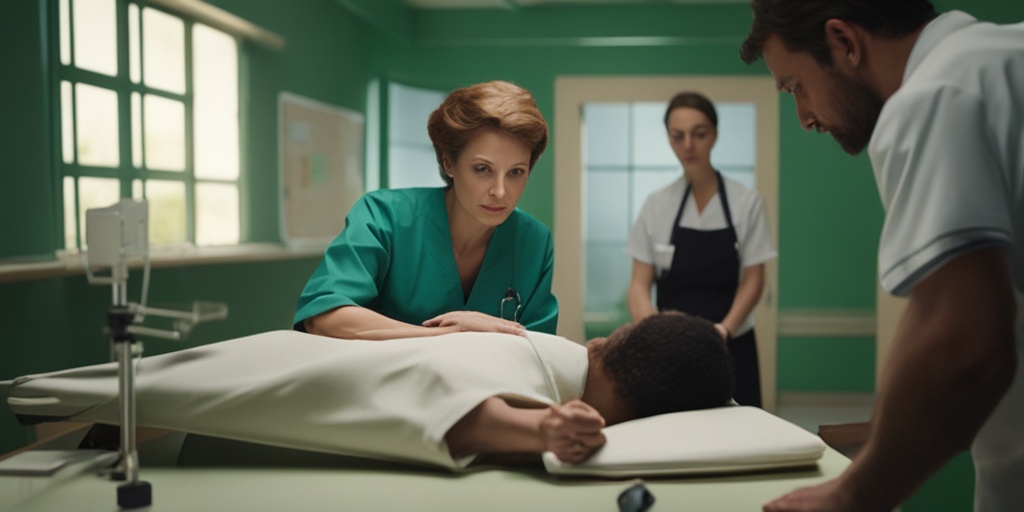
[552,75,781,412]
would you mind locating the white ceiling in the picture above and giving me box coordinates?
[406,0,746,9]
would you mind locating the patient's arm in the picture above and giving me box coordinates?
[305,306,526,340]
[445,398,607,464]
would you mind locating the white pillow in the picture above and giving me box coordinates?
[543,406,826,477]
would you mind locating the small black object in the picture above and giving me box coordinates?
[118,481,152,509]
[618,482,655,512]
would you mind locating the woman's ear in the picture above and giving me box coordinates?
[442,155,454,177]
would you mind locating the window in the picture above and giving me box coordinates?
[582,101,756,330]
[58,0,240,250]
[385,82,445,189]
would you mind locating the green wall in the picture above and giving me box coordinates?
[3,1,1022,509]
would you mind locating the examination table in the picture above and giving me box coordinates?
[1,329,850,510]
[0,423,851,512]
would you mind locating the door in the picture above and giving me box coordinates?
[553,76,780,411]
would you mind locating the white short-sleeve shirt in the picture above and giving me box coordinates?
[869,11,1024,511]
[627,175,776,334]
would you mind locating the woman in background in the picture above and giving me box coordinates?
[295,80,557,340]
[626,91,775,407]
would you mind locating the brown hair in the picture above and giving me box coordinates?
[427,81,549,188]
[664,91,718,130]
[740,0,936,65]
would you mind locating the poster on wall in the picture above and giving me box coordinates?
[278,92,365,249]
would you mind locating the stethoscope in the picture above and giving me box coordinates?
[500,287,560,405]
[500,287,522,322]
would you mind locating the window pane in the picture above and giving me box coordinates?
[388,145,443,189]
[632,102,677,167]
[388,83,443,145]
[194,24,238,180]
[143,94,185,171]
[196,182,239,246]
[78,176,121,250]
[129,3,141,83]
[73,0,118,76]
[63,177,77,249]
[75,83,120,167]
[144,180,187,245]
[59,0,71,65]
[142,8,185,94]
[387,83,444,188]
[586,170,629,243]
[61,81,74,164]
[131,92,142,167]
[583,104,629,167]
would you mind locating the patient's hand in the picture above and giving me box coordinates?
[541,399,607,464]
[423,311,527,337]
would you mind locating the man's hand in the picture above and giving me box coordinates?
[763,479,859,512]
[541,399,607,464]
[423,311,527,336]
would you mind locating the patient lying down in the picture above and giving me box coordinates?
[6,312,734,469]
[446,312,734,464]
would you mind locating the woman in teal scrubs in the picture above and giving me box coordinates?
[294,81,558,339]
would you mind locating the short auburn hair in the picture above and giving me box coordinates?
[427,81,549,188]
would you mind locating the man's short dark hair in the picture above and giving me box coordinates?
[601,312,734,418]
[740,0,937,65]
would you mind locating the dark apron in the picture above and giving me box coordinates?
[656,172,762,407]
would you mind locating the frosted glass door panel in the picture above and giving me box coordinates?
[582,104,629,167]
[585,170,629,243]
[631,169,678,224]
[582,100,757,321]
[711,103,756,171]
[631,103,676,167]
[585,242,632,312]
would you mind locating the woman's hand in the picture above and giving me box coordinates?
[714,322,732,342]
[423,311,527,337]
[540,399,607,464]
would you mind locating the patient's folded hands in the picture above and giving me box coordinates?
[541,399,607,464]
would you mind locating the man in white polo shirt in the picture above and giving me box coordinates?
[740,1,1023,511]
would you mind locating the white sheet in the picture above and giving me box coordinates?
[6,329,587,469]
[5,329,826,477]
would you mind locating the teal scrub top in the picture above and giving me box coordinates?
[294,187,559,334]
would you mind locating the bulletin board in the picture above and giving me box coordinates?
[278,92,365,248]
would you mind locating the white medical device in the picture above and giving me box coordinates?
[83,198,227,508]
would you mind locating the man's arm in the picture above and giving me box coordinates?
[766,246,1017,511]
[445,397,607,464]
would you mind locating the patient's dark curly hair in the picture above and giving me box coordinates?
[601,312,734,418]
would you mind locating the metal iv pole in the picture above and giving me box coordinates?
[84,199,227,509]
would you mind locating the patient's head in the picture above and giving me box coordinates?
[585,312,734,423]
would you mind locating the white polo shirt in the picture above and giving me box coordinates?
[627,175,776,335]
[869,11,1024,511]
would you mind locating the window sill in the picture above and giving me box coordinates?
[0,243,324,285]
